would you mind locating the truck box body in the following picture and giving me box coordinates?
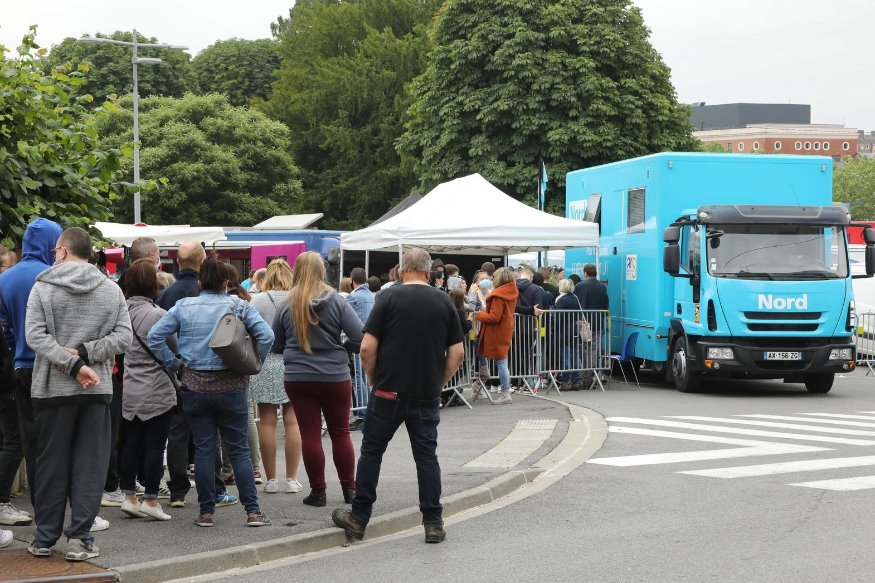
[566,153,857,390]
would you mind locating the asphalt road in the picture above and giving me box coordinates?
[196,370,875,583]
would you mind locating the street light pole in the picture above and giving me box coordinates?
[77,30,188,224]
[132,29,141,223]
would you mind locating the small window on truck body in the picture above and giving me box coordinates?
[584,193,602,224]
[627,188,645,233]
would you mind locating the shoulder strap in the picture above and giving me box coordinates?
[574,294,584,310]
[131,326,180,390]
[266,292,277,307]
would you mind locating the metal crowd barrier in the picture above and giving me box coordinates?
[856,313,875,376]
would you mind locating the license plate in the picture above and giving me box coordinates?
[763,351,802,361]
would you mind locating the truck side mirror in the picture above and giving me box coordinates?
[864,227,875,245]
[664,244,680,276]
[663,226,680,244]
[867,246,875,277]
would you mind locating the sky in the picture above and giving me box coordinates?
[2,0,873,130]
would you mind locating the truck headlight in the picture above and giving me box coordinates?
[707,347,734,359]
[829,348,853,360]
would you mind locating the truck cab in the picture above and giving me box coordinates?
[664,204,874,393]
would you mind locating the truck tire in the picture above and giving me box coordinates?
[671,336,700,393]
[803,373,834,394]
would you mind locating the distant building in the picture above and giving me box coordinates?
[858,130,875,159]
[694,124,859,161]
[690,102,811,131]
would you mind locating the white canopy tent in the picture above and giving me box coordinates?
[94,222,227,246]
[340,174,599,272]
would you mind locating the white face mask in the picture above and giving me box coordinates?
[155,257,162,272]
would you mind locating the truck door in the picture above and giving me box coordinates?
[675,225,701,327]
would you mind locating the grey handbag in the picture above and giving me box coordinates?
[209,299,263,375]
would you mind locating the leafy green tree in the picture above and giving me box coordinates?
[398,0,699,211]
[100,93,303,226]
[835,157,875,221]
[701,141,729,153]
[0,27,132,248]
[49,31,194,103]
[265,0,441,229]
[191,39,281,106]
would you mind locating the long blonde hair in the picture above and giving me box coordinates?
[260,259,294,292]
[290,251,332,354]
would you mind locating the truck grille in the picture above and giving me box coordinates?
[747,323,818,332]
[743,312,822,321]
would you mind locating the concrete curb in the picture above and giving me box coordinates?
[114,401,606,583]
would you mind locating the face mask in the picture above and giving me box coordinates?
[479,279,493,290]
[155,257,162,272]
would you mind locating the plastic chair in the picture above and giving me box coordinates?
[609,333,640,389]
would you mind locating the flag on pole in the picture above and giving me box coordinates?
[538,158,548,211]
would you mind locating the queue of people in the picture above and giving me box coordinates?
[0,220,608,558]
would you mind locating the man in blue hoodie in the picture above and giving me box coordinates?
[0,218,63,511]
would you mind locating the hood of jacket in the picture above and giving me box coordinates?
[21,218,63,265]
[516,278,533,293]
[490,281,519,302]
[36,261,109,294]
[311,289,336,312]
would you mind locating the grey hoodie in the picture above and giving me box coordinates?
[25,261,132,406]
[271,290,364,382]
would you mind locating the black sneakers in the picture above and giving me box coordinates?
[303,490,327,507]
[331,508,365,542]
[343,489,356,504]
[424,523,446,544]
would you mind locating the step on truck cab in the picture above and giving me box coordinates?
[565,153,875,393]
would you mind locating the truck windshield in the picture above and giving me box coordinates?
[706,224,849,279]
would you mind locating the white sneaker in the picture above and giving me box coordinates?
[157,480,171,499]
[66,538,99,561]
[491,391,512,405]
[0,501,32,526]
[285,478,303,493]
[140,502,171,521]
[135,482,146,495]
[0,529,12,549]
[120,499,147,518]
[90,516,110,532]
[263,479,279,493]
[100,489,124,507]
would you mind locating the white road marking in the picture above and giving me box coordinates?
[588,425,826,467]
[680,455,875,478]
[739,414,875,428]
[789,475,875,491]
[602,417,875,446]
[465,419,557,469]
[668,416,875,437]
[800,413,875,422]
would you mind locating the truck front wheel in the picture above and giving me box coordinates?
[803,373,834,394]
[671,336,700,393]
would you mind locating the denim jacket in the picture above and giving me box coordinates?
[346,285,375,325]
[148,290,274,371]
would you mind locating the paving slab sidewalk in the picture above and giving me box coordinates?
[2,395,570,576]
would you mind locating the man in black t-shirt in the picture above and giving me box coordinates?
[332,247,464,545]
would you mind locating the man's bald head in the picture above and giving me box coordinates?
[177,241,206,270]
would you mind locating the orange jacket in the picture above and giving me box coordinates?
[475,282,518,359]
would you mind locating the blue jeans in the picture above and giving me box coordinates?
[559,345,581,383]
[351,391,442,525]
[480,356,510,390]
[181,389,259,515]
[351,353,368,420]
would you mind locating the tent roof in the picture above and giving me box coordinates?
[341,174,598,254]
[370,192,422,226]
[94,222,227,246]
[253,213,323,229]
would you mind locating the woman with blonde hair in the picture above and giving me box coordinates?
[474,267,518,405]
[271,252,363,506]
[249,259,303,494]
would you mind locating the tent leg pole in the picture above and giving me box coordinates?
[365,250,370,276]
[339,249,344,289]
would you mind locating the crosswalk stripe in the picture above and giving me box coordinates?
[668,416,875,437]
[601,417,875,446]
[799,413,875,422]
[739,414,875,428]
[605,425,792,447]
[680,455,875,478]
[789,475,875,491]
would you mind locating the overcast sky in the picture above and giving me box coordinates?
[2,0,873,130]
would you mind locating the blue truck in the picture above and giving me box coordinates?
[565,153,875,393]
